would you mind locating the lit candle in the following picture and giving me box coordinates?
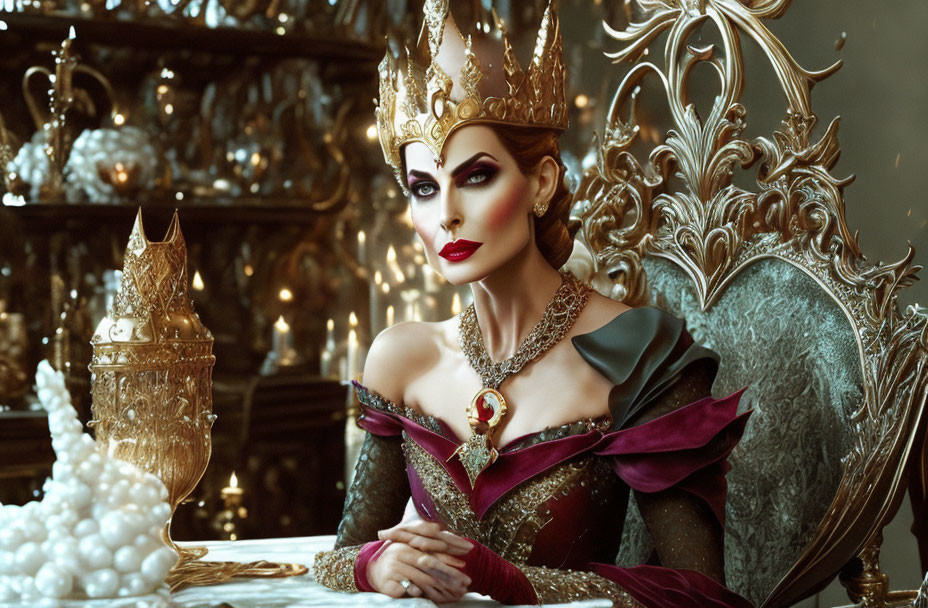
[273,315,290,355]
[320,318,335,377]
[325,318,335,348]
[358,230,367,265]
[279,287,293,302]
[400,290,419,324]
[386,305,394,327]
[387,245,405,283]
[369,273,380,336]
[192,270,205,291]
[423,264,440,293]
[221,471,243,500]
[347,328,359,381]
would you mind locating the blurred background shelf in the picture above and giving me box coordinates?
[0,12,383,62]
[0,199,340,225]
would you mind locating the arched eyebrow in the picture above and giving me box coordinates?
[407,152,498,182]
[450,152,498,178]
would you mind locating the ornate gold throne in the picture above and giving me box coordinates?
[574,1,928,607]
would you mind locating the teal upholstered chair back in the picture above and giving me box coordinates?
[613,257,863,607]
[574,2,928,607]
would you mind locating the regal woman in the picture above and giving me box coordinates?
[313,2,752,606]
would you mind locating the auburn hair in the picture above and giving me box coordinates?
[489,125,575,269]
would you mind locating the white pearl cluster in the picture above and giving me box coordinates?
[0,361,178,600]
[7,131,50,202]
[64,127,158,203]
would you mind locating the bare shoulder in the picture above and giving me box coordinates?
[361,320,448,403]
[572,289,634,336]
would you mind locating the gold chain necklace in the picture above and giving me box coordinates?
[450,271,591,487]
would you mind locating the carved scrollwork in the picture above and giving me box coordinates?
[577,1,928,607]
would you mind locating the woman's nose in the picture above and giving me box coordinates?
[439,191,463,232]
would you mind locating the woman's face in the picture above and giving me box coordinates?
[403,125,550,286]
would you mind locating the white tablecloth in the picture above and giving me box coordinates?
[1,536,611,608]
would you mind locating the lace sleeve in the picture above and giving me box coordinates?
[628,356,728,583]
[334,430,411,548]
[313,545,362,592]
[520,565,644,607]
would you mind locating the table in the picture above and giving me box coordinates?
[0,536,611,607]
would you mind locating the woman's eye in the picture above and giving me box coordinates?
[462,166,496,186]
[412,182,438,198]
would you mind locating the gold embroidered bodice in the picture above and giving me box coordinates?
[314,307,744,608]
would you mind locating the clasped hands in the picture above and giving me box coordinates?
[367,520,474,602]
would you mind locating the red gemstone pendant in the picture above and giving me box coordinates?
[467,387,507,428]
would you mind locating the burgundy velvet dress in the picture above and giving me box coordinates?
[313,307,753,607]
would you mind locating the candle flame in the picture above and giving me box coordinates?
[349,312,358,327]
[326,318,334,331]
[374,270,382,285]
[69,25,76,39]
[274,316,289,332]
[358,230,366,244]
[230,471,238,488]
[387,246,396,263]
[192,270,205,291]
[279,287,293,302]
[382,283,390,295]
[386,305,395,327]
[348,328,358,345]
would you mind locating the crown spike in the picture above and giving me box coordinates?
[375,0,567,172]
[423,0,450,59]
[531,0,559,69]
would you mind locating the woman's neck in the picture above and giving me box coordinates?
[468,243,563,363]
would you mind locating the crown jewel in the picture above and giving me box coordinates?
[375,0,567,171]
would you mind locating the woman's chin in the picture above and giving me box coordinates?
[437,261,490,286]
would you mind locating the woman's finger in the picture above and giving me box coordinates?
[404,533,451,554]
[433,551,468,569]
[379,579,407,599]
[380,528,472,556]
[394,545,470,591]
[395,561,462,601]
[381,520,471,549]
[406,550,471,587]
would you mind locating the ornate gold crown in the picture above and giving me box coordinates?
[375,0,567,172]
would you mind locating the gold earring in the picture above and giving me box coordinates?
[533,201,549,218]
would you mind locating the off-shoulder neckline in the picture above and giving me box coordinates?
[352,307,664,451]
[353,380,613,452]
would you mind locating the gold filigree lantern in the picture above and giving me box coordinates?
[89,209,215,561]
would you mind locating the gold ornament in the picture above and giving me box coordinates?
[90,209,307,588]
[533,200,550,217]
[89,209,215,561]
[451,272,590,486]
[375,0,567,173]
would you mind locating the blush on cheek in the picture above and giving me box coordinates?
[412,215,437,250]
[488,181,528,230]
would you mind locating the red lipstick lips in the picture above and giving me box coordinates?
[439,239,482,262]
